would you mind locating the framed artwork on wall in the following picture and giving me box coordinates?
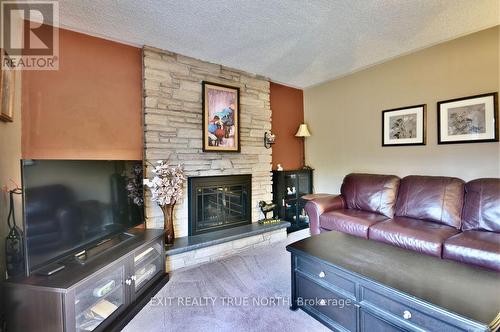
[437,92,498,144]
[202,81,240,152]
[1,50,16,122]
[382,104,426,146]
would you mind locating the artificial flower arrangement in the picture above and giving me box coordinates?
[126,164,145,207]
[143,160,186,245]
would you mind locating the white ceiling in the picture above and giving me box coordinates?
[58,0,499,88]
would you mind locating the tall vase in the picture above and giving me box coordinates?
[160,203,175,246]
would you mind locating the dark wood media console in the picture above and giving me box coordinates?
[2,229,167,332]
[287,231,500,332]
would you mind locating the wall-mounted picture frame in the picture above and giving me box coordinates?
[437,92,498,144]
[0,50,16,122]
[382,104,426,146]
[202,81,240,152]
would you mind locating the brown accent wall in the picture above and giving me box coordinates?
[270,82,304,170]
[22,27,143,160]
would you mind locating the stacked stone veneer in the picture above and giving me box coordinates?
[143,46,273,237]
[166,229,286,271]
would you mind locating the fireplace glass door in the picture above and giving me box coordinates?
[189,175,251,236]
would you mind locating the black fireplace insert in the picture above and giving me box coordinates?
[188,174,252,236]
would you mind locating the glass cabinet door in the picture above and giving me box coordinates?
[297,199,309,226]
[297,172,311,197]
[284,174,298,199]
[133,241,163,297]
[284,199,298,222]
[74,264,126,332]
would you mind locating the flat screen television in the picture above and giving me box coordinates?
[21,160,144,274]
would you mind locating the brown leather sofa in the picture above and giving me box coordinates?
[304,173,500,271]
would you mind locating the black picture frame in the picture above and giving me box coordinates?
[202,81,240,152]
[382,104,426,147]
[437,92,498,144]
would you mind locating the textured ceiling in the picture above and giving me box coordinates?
[58,0,499,88]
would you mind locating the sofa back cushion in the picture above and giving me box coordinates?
[341,173,400,218]
[395,176,464,228]
[462,178,500,232]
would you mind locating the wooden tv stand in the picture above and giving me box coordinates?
[3,229,167,332]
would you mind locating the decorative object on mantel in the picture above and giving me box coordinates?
[258,200,281,224]
[264,131,276,148]
[276,164,283,171]
[258,218,283,225]
[202,81,240,152]
[1,50,16,123]
[382,104,426,146]
[295,123,311,169]
[437,92,498,144]
[143,161,186,246]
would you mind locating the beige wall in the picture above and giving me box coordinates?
[0,10,23,280]
[0,72,23,280]
[304,26,500,194]
[0,70,22,280]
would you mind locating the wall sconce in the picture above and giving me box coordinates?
[264,132,276,149]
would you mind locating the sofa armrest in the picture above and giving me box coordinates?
[303,194,345,235]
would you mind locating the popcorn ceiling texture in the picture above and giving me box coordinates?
[143,46,272,236]
[60,1,499,87]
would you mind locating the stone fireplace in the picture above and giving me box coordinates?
[142,46,273,237]
[188,175,251,236]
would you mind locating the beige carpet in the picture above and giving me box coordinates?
[123,230,329,332]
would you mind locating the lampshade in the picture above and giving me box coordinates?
[295,123,311,137]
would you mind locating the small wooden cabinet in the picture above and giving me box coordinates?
[3,229,167,332]
[272,169,313,233]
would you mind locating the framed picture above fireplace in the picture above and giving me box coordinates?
[202,81,240,152]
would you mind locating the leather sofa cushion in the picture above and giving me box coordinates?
[369,217,460,257]
[341,173,400,218]
[320,209,388,239]
[443,231,500,271]
[395,176,464,229]
[462,179,500,232]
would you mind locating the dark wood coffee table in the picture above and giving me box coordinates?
[286,231,500,332]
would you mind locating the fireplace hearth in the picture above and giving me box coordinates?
[188,175,252,236]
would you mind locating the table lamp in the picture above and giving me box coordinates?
[295,123,311,169]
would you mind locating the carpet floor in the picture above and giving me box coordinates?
[123,230,329,332]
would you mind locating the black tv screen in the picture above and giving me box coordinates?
[22,160,144,272]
